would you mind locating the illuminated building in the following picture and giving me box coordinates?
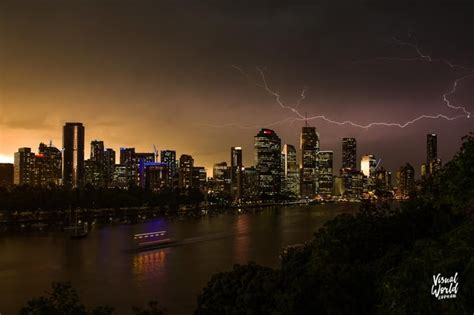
[422,133,441,178]
[192,166,207,191]
[144,162,169,191]
[14,147,35,185]
[343,170,364,199]
[37,142,62,186]
[212,162,230,193]
[136,152,155,187]
[160,150,177,188]
[427,133,437,164]
[0,163,14,188]
[179,154,194,189]
[317,150,333,197]
[230,147,243,200]
[333,176,345,197]
[282,144,299,196]
[85,140,106,187]
[242,166,259,201]
[342,137,357,170]
[112,164,128,189]
[375,167,392,191]
[397,163,415,199]
[361,154,376,191]
[104,148,116,187]
[62,122,85,188]
[300,125,319,198]
[120,147,137,186]
[254,128,282,198]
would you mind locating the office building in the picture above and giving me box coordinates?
[397,163,415,199]
[317,150,333,197]
[62,122,85,188]
[361,154,377,191]
[179,154,194,189]
[230,147,243,200]
[254,128,282,197]
[342,137,357,170]
[161,150,177,188]
[282,144,299,196]
[14,147,35,185]
[300,125,319,197]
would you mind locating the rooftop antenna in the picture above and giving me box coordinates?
[305,112,308,127]
[49,140,53,147]
[153,144,158,161]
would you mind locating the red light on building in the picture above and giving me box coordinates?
[263,130,273,135]
[35,154,45,158]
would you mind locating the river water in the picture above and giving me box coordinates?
[0,203,358,314]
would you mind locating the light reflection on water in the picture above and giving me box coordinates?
[0,203,358,314]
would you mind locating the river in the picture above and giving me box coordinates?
[0,203,359,314]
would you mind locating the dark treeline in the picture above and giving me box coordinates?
[0,185,205,213]
[195,134,474,314]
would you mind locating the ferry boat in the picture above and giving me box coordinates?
[130,230,178,252]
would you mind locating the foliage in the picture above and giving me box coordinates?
[20,282,113,315]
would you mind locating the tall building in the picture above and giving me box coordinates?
[86,140,106,187]
[104,148,116,187]
[212,162,230,193]
[375,167,392,191]
[136,152,155,187]
[300,125,319,197]
[427,133,437,164]
[242,166,259,201]
[179,154,194,189]
[397,163,415,199]
[361,154,376,191]
[38,142,62,186]
[282,144,299,196]
[0,163,14,188]
[342,137,357,170]
[14,147,35,185]
[120,147,137,186]
[230,147,243,200]
[62,122,85,188]
[90,140,105,163]
[254,128,282,197]
[317,151,333,197]
[161,150,177,188]
[144,162,169,191]
[192,166,207,191]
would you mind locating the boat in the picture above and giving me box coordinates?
[128,230,177,252]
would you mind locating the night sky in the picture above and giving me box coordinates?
[1,0,473,174]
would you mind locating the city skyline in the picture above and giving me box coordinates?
[1,1,473,175]
[0,120,457,181]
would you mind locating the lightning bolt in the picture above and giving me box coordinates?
[204,39,472,129]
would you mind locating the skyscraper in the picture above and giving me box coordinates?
[317,150,333,197]
[104,148,116,187]
[300,125,319,197]
[230,146,243,200]
[120,147,137,186]
[422,133,441,178]
[14,147,35,185]
[161,150,177,188]
[254,128,282,197]
[90,140,105,163]
[86,140,106,187]
[342,137,357,170]
[38,142,62,186]
[361,154,376,191]
[62,122,85,189]
[397,163,415,199]
[179,154,194,189]
[427,133,437,164]
[212,161,230,193]
[282,144,299,196]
